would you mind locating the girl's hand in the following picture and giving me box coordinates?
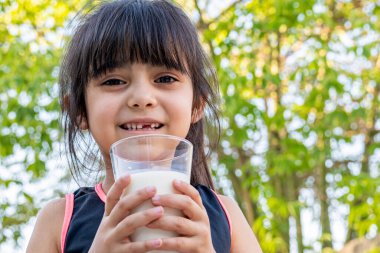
[147,180,216,253]
[89,175,164,253]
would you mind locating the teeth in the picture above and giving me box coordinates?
[123,123,161,130]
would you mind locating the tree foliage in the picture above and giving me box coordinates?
[0,0,84,249]
[189,0,380,252]
[1,0,380,252]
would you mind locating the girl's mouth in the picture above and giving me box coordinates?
[120,123,164,131]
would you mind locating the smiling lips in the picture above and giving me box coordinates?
[120,122,163,131]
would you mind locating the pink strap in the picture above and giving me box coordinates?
[210,190,233,240]
[95,183,106,203]
[61,193,74,253]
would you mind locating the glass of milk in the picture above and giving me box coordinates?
[110,134,193,249]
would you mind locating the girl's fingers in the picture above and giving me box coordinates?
[152,180,205,220]
[109,186,157,225]
[146,215,197,236]
[114,206,164,238]
[105,175,131,216]
[121,239,163,253]
[151,192,204,220]
[154,237,191,252]
[173,180,204,207]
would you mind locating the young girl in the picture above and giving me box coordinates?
[27,0,262,252]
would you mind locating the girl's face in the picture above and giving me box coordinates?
[84,63,194,163]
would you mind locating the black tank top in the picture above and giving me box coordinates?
[63,184,231,253]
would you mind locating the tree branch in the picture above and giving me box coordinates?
[193,0,243,31]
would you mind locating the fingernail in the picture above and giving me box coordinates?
[153,206,163,214]
[173,179,182,186]
[118,174,129,182]
[146,186,155,194]
[151,239,162,248]
[152,195,160,204]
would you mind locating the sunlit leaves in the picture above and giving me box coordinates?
[197,0,380,252]
[0,0,86,248]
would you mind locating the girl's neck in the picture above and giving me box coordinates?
[101,168,115,195]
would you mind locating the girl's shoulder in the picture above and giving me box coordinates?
[215,194,239,211]
[216,195,263,253]
[26,198,66,253]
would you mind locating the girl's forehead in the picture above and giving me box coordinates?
[80,2,196,74]
[64,0,202,86]
[85,30,190,77]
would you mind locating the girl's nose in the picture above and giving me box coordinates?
[126,83,158,109]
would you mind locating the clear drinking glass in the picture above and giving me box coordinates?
[110,134,193,249]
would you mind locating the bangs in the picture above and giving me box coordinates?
[79,0,191,79]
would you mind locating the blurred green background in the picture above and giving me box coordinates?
[1,0,380,252]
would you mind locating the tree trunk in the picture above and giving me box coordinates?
[318,163,332,249]
[288,174,304,253]
[295,206,304,253]
[228,169,255,224]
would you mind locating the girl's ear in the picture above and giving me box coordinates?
[65,94,89,130]
[78,115,89,130]
[191,104,204,123]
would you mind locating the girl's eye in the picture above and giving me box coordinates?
[102,78,125,86]
[155,75,178,84]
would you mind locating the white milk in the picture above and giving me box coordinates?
[125,170,189,252]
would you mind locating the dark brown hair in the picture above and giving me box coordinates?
[59,0,220,188]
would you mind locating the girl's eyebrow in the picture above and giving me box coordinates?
[151,64,189,74]
[95,65,131,77]
[92,63,188,79]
